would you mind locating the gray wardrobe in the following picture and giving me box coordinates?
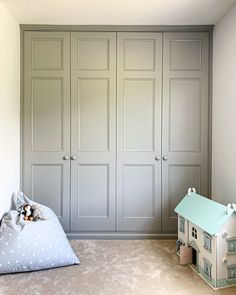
[22,29,210,237]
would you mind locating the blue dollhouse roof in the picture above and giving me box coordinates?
[175,192,235,235]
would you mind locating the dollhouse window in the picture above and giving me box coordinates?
[228,239,236,253]
[176,239,185,254]
[192,227,197,239]
[179,217,185,233]
[228,267,236,279]
[203,259,212,278]
[203,232,212,251]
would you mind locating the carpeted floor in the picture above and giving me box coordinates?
[0,240,236,295]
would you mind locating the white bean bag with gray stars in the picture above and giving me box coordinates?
[0,192,79,274]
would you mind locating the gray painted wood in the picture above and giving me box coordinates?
[22,29,210,236]
[70,32,116,231]
[23,32,71,230]
[117,32,162,232]
[162,32,209,231]
[20,25,214,32]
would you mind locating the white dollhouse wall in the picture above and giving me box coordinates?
[216,214,236,283]
[188,221,217,283]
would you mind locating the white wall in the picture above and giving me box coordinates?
[1,0,235,25]
[0,2,20,217]
[212,3,236,204]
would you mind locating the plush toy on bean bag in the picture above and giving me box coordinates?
[21,203,42,221]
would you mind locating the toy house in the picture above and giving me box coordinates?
[175,188,236,289]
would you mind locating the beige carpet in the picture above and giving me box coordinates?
[0,240,236,295]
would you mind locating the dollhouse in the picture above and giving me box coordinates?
[175,188,236,289]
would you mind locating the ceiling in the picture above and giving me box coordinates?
[1,0,236,25]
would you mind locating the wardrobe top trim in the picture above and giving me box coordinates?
[20,25,214,32]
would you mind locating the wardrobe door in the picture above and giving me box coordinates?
[117,33,162,232]
[162,32,209,232]
[70,32,116,231]
[23,32,71,230]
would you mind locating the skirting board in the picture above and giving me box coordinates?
[66,232,177,240]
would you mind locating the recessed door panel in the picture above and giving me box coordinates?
[32,78,63,152]
[32,164,63,218]
[168,165,200,218]
[31,38,63,70]
[78,78,109,151]
[77,164,109,218]
[23,31,70,230]
[162,32,209,232]
[124,79,155,151]
[77,39,109,70]
[170,39,202,71]
[123,165,155,218]
[71,32,116,231]
[169,78,201,152]
[123,39,156,71]
[117,32,162,232]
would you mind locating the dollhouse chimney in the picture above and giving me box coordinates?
[187,187,196,196]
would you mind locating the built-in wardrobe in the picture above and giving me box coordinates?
[22,27,211,238]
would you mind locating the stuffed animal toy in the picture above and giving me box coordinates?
[22,204,42,221]
[23,204,33,221]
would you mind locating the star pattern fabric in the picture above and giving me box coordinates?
[0,192,79,274]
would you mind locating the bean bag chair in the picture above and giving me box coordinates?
[0,191,79,274]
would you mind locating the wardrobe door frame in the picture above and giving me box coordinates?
[162,32,209,232]
[70,32,117,231]
[22,31,71,230]
[21,25,213,238]
[116,32,163,232]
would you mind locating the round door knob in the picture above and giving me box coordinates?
[63,155,69,160]
[155,156,160,161]
[71,155,77,160]
[162,156,168,161]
